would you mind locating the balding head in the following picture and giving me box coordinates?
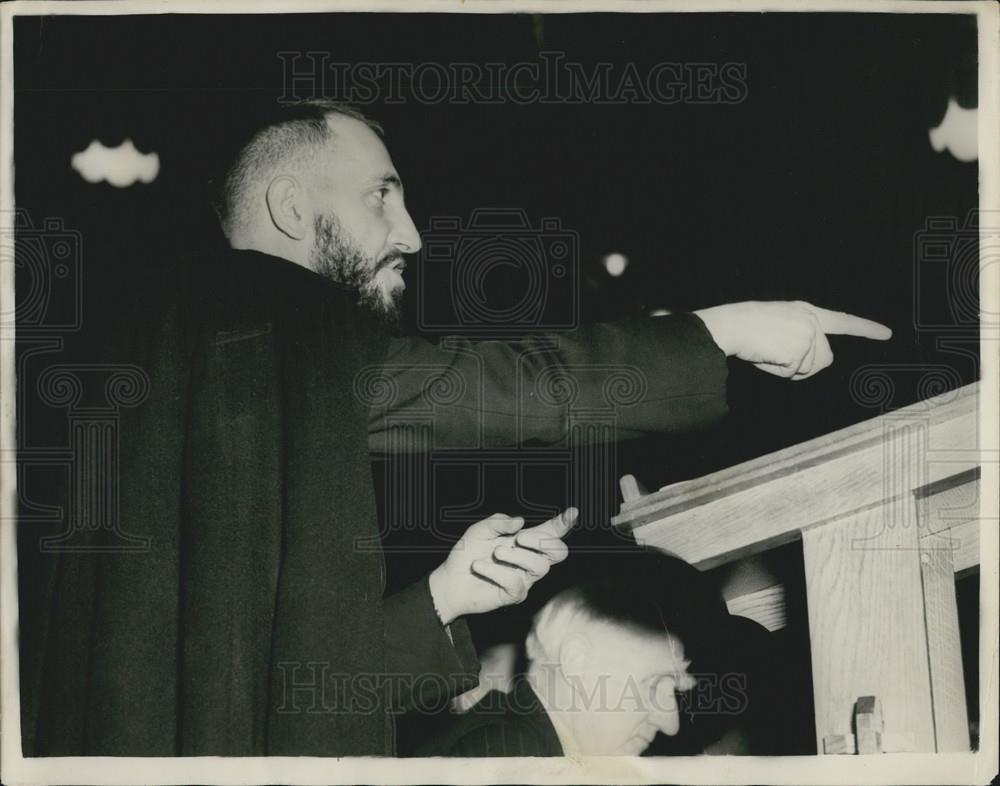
[213,101,421,321]
[522,549,729,756]
[217,101,383,243]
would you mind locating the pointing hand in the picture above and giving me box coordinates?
[428,509,577,625]
[694,300,891,379]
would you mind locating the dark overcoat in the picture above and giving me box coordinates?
[18,248,729,756]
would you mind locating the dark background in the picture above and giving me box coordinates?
[14,11,980,755]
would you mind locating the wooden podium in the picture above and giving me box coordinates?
[612,382,981,754]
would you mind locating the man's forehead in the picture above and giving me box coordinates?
[589,619,688,664]
[634,630,687,662]
[320,113,397,178]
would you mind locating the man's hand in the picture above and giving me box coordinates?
[428,509,577,625]
[693,300,892,380]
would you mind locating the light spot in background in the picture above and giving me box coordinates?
[649,308,672,317]
[602,252,629,277]
[929,99,978,163]
[71,139,160,187]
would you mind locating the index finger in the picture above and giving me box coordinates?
[806,305,892,340]
[474,514,525,538]
[514,508,578,552]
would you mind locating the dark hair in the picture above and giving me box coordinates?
[526,545,732,672]
[212,100,383,238]
[573,547,730,663]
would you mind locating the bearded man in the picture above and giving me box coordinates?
[18,101,890,758]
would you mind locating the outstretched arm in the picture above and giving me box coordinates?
[367,313,729,454]
[366,302,891,454]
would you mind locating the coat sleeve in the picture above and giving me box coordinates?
[383,576,481,713]
[367,313,728,454]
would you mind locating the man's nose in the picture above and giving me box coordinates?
[389,205,423,255]
[648,688,681,736]
[649,706,681,737]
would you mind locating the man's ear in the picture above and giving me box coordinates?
[265,175,309,241]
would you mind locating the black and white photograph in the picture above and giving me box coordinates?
[0,1,997,784]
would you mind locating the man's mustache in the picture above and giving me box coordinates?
[376,253,406,272]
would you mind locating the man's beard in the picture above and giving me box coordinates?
[309,212,403,326]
